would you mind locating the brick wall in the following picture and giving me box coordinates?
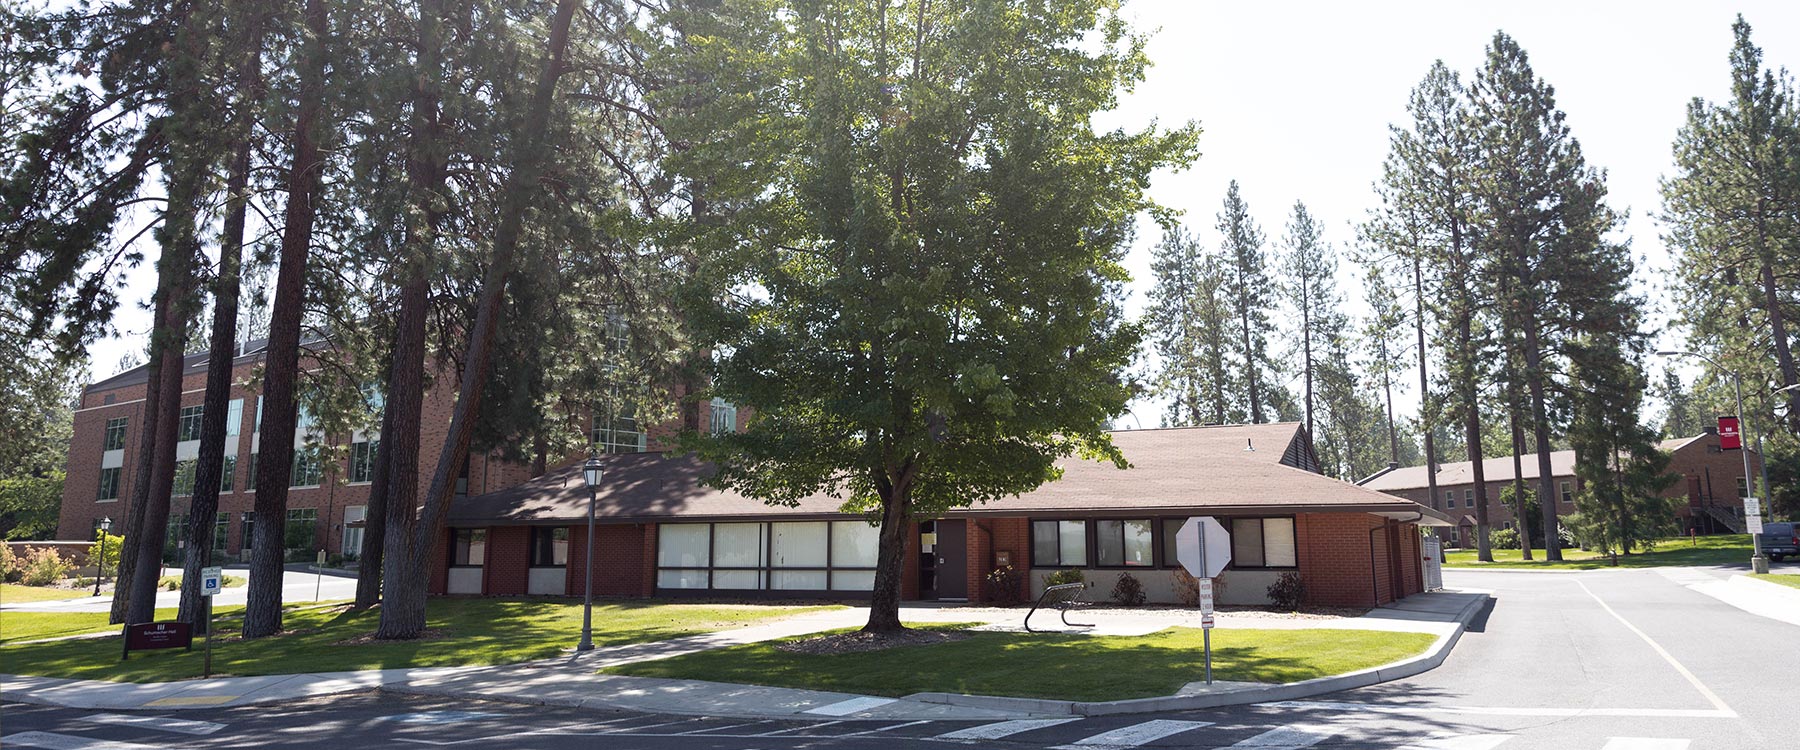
[966,518,1029,604]
[565,523,650,597]
[484,526,531,596]
[901,522,920,600]
[1297,512,1390,608]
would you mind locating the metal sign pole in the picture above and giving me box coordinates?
[315,549,325,602]
[204,595,214,678]
[1200,528,1212,685]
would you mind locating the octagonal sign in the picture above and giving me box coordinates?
[1176,516,1231,579]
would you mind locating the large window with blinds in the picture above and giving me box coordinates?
[655,521,879,593]
[1229,517,1297,569]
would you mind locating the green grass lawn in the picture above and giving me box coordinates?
[1,606,248,644]
[0,598,832,682]
[1444,534,1753,570]
[1,583,94,604]
[1748,573,1800,590]
[603,626,1437,701]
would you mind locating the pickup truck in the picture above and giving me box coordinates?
[1761,522,1799,563]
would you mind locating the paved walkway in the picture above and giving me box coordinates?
[3,589,1490,719]
[2,566,358,613]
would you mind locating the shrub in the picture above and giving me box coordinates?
[1489,527,1521,550]
[1172,568,1199,606]
[1267,571,1306,611]
[19,546,72,586]
[0,543,18,583]
[985,564,1024,604]
[1109,571,1146,606]
[89,530,124,571]
[1044,568,1085,588]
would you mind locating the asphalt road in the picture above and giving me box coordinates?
[5,564,1795,750]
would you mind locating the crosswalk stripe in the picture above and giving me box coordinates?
[2,732,165,750]
[838,720,936,737]
[1400,734,1515,750]
[1600,739,1689,750]
[1230,723,1340,747]
[936,718,1084,741]
[803,696,898,716]
[1050,719,1214,749]
[751,720,843,736]
[76,713,225,736]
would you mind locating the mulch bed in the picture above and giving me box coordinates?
[331,627,447,646]
[776,628,972,655]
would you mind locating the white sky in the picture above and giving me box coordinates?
[83,1,1800,434]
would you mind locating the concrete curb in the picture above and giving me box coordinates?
[908,591,1491,717]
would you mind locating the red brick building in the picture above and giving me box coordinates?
[58,349,1444,608]
[441,422,1448,607]
[1360,431,1765,546]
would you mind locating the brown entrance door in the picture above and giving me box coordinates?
[934,520,967,600]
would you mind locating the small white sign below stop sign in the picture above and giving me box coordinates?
[1176,516,1231,579]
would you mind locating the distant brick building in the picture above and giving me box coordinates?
[1360,431,1765,546]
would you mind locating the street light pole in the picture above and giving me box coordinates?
[578,455,604,652]
[92,517,112,596]
[1658,350,1766,573]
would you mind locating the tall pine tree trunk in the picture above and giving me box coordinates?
[1459,310,1492,563]
[1524,321,1562,561]
[111,274,188,624]
[243,0,329,638]
[1760,262,1800,432]
[378,0,579,639]
[1412,256,1441,522]
[1509,403,1532,560]
[362,274,427,610]
[178,12,264,629]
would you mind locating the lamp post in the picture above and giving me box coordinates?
[92,516,112,596]
[577,455,603,652]
[1657,350,1766,573]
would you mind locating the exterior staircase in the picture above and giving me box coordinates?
[1702,504,1746,533]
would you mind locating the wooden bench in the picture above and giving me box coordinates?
[1024,582,1092,632]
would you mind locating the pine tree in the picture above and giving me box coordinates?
[1359,263,1408,465]
[1145,227,1238,426]
[1282,201,1332,440]
[1217,181,1289,424]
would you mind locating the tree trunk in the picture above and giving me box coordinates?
[243,0,330,638]
[1510,404,1532,561]
[109,288,164,624]
[1524,322,1562,561]
[863,484,910,633]
[112,275,190,624]
[1412,256,1441,520]
[379,0,579,639]
[1760,262,1800,432]
[1241,307,1262,424]
[362,274,427,611]
[1460,311,1492,563]
[123,258,197,625]
[178,16,263,630]
[1301,290,1313,438]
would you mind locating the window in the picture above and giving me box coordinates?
[592,404,646,453]
[451,529,486,567]
[1444,491,1455,508]
[97,467,122,501]
[657,524,710,588]
[1161,518,1185,564]
[226,399,243,437]
[172,459,198,496]
[104,418,128,451]
[349,441,377,484]
[342,506,366,559]
[255,396,263,432]
[240,512,255,552]
[285,508,318,550]
[1463,489,1475,508]
[177,405,204,442]
[1031,520,1088,567]
[290,451,322,488]
[219,455,236,492]
[709,398,739,435]
[654,521,878,592]
[1096,519,1154,567]
[246,452,257,490]
[1230,517,1297,569]
[530,527,569,567]
[771,521,828,590]
[1560,481,1574,504]
[1736,477,1749,500]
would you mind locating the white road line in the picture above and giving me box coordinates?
[1400,735,1514,750]
[803,696,898,716]
[675,721,768,735]
[1573,578,1737,718]
[1600,739,1690,750]
[936,718,1084,741]
[1050,719,1214,748]
[393,717,636,746]
[1229,723,1340,747]
[1255,700,1734,719]
[838,720,936,737]
[76,713,225,736]
[2,732,165,750]
[752,720,844,736]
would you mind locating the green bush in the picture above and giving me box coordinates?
[1490,527,1521,550]
[1043,568,1085,587]
[1109,571,1146,606]
[19,546,72,586]
[984,564,1024,604]
[1,543,18,582]
[1266,571,1306,611]
[89,530,124,571]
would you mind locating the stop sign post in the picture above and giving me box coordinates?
[1175,517,1231,684]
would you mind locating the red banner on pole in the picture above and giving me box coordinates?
[1718,416,1742,450]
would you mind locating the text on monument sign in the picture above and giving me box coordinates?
[123,622,193,658]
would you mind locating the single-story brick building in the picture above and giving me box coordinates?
[437,422,1450,608]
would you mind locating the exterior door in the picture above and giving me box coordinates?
[934,520,967,600]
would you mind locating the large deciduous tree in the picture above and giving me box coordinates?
[670,0,1197,633]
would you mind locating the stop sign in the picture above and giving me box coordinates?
[1176,516,1231,579]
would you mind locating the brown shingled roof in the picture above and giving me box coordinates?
[448,422,1449,526]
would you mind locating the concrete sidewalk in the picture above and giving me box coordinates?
[3,589,1491,719]
[2,567,358,613]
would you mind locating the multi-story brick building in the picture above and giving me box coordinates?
[1360,431,1766,547]
[59,346,1447,607]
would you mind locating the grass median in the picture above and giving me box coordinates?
[1748,573,1800,590]
[603,626,1436,701]
[1,583,94,604]
[1443,534,1752,570]
[0,598,835,682]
